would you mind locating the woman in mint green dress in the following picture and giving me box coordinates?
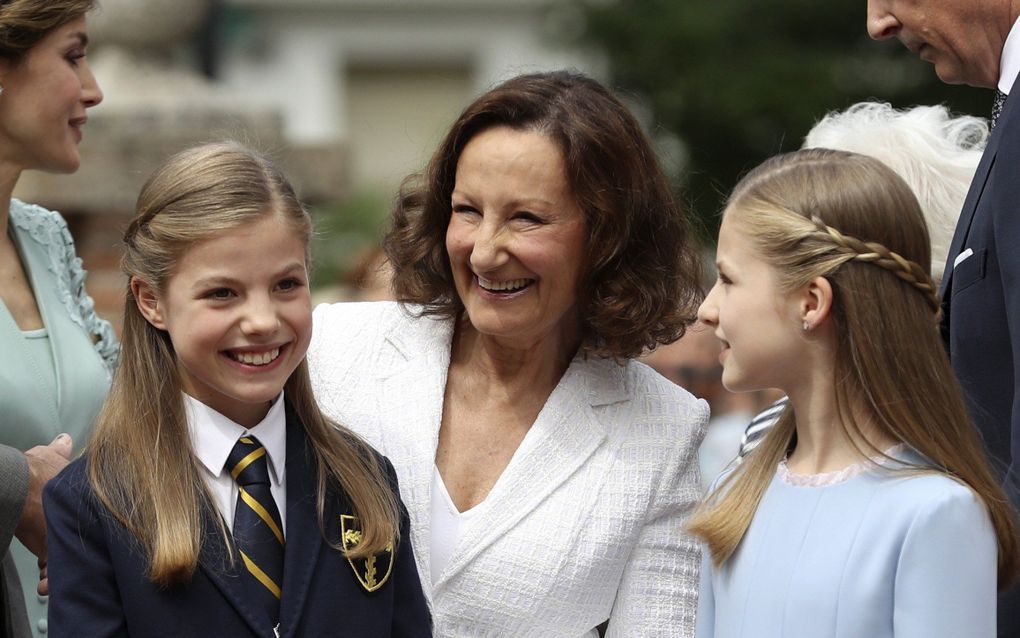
[0,1,114,636]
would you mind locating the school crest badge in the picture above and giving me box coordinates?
[340,514,394,593]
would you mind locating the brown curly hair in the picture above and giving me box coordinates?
[384,70,703,359]
[0,0,95,61]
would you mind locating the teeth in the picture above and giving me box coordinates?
[478,277,532,292]
[233,348,280,366]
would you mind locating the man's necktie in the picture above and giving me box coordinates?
[227,436,285,624]
[992,89,1008,130]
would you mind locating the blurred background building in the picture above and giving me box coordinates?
[14,0,989,323]
[13,0,606,327]
[219,0,600,191]
[8,1,989,510]
[216,0,606,300]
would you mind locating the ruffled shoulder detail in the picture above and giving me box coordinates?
[10,199,119,376]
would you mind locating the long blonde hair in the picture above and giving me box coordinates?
[687,148,1019,589]
[87,142,399,586]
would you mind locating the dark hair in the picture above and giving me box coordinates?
[0,0,94,61]
[384,70,703,359]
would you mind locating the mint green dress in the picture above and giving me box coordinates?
[1,199,117,637]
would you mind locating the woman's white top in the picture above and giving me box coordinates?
[429,466,484,586]
[429,423,544,584]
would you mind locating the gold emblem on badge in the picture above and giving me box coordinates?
[340,514,394,592]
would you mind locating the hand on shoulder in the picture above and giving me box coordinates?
[16,433,73,559]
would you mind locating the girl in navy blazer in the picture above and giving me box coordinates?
[42,142,431,638]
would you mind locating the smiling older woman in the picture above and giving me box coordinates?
[309,71,708,636]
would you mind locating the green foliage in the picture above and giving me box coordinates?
[579,0,990,243]
[309,189,391,289]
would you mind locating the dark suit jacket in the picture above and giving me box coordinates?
[42,413,431,638]
[940,86,1020,507]
[940,82,1020,637]
[0,445,30,638]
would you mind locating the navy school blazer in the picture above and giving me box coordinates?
[42,410,431,638]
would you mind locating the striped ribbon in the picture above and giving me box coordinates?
[738,396,789,460]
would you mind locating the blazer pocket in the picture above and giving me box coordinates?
[952,248,987,295]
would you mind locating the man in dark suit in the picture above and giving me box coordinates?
[1,438,71,638]
[867,1,1020,634]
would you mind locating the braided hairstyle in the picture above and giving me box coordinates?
[687,148,1019,588]
[806,215,940,315]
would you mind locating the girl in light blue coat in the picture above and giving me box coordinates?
[691,148,1018,638]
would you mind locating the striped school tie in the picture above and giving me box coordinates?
[227,436,285,624]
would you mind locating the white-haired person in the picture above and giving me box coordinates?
[737,102,987,461]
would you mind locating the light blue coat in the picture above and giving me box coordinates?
[696,451,997,638]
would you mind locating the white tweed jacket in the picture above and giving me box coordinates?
[308,301,708,637]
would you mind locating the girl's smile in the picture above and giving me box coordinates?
[134,213,312,427]
[717,341,731,362]
[223,344,286,367]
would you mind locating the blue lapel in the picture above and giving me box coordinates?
[196,507,276,636]
[278,406,325,638]
[940,84,1018,298]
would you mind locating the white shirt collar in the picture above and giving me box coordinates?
[184,392,287,485]
[999,17,1020,94]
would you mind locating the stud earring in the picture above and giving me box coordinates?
[803,321,811,331]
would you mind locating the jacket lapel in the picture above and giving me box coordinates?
[278,408,323,638]
[197,507,275,636]
[940,84,1017,298]
[940,143,997,298]
[432,356,626,589]
[373,314,453,594]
